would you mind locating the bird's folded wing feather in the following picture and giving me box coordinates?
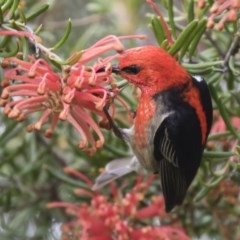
[154,120,187,212]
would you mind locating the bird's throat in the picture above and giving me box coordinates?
[133,95,156,147]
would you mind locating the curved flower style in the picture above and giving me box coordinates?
[0,33,144,154]
[47,168,190,240]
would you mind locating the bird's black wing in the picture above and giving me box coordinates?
[153,104,203,212]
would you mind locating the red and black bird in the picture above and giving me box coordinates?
[93,46,213,212]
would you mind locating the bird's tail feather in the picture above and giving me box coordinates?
[92,156,141,190]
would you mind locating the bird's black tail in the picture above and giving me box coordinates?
[159,160,188,212]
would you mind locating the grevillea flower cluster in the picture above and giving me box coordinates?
[47,168,190,240]
[198,0,240,30]
[0,32,144,154]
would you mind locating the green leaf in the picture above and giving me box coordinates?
[183,61,223,74]
[167,0,175,36]
[208,131,231,141]
[0,5,3,23]
[18,8,26,23]
[187,0,195,23]
[51,18,72,51]
[188,18,207,57]
[168,20,198,56]
[20,36,28,59]
[229,56,240,76]
[179,18,207,60]
[206,72,222,85]
[194,174,225,201]
[151,16,167,46]
[25,3,50,21]
[0,41,19,57]
[1,0,13,13]
[50,50,82,66]
[34,24,43,35]
[8,0,20,19]
[0,36,11,48]
[203,151,235,158]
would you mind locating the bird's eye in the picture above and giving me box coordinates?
[121,65,141,75]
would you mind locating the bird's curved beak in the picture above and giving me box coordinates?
[96,67,105,73]
[96,64,121,74]
[111,64,121,74]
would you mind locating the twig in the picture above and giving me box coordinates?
[103,105,126,140]
[222,33,240,72]
[23,25,63,62]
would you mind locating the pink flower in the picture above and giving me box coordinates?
[0,32,145,154]
[198,0,240,30]
[211,114,240,134]
[47,168,190,240]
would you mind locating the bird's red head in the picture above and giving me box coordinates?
[112,46,190,94]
